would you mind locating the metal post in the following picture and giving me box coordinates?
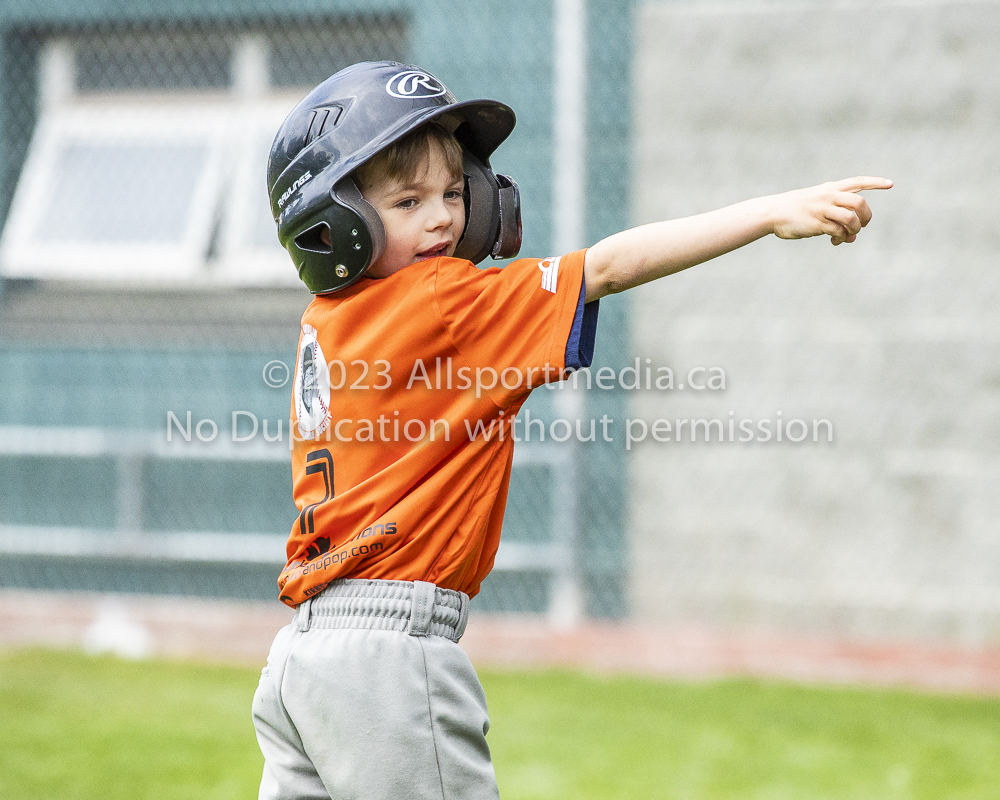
[553,0,587,255]
[115,448,145,550]
[548,389,584,629]
[548,0,588,628]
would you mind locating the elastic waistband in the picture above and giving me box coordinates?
[293,579,470,643]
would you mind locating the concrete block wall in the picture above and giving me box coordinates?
[628,0,1000,643]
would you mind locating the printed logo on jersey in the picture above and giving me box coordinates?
[538,257,560,293]
[385,70,447,99]
[294,324,332,438]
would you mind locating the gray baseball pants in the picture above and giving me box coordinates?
[252,579,501,800]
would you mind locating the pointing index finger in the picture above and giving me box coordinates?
[833,176,894,193]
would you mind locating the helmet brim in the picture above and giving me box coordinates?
[339,99,516,181]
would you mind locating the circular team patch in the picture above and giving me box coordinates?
[294,324,331,439]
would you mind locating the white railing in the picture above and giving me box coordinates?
[0,424,581,623]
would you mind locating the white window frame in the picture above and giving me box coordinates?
[211,97,304,287]
[0,36,306,288]
[0,98,233,283]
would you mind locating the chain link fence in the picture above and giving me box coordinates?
[2,0,995,645]
[0,0,633,618]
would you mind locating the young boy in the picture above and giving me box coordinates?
[256,61,890,800]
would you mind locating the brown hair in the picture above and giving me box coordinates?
[354,122,464,193]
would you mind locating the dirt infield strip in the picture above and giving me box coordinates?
[2,590,999,694]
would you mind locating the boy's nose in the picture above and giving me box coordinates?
[425,198,456,230]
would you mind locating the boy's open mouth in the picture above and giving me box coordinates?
[416,244,449,260]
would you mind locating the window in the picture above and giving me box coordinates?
[1,97,233,282]
[0,20,407,287]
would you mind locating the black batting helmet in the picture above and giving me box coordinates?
[267,61,521,294]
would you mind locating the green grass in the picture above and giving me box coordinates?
[0,649,262,800]
[2,649,999,799]
[484,672,1000,800]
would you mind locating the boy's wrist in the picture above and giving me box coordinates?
[753,193,779,238]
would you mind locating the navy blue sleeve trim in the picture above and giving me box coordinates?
[564,274,600,371]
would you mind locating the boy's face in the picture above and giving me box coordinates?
[360,140,466,279]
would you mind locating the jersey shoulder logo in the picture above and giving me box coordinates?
[538,257,560,293]
[294,324,332,439]
[385,70,446,99]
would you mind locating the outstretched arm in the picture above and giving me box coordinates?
[583,176,893,303]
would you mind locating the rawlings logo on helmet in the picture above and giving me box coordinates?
[385,70,446,99]
[277,171,313,210]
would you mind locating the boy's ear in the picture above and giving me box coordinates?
[294,223,333,254]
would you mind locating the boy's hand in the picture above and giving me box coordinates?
[584,174,893,302]
[769,177,893,245]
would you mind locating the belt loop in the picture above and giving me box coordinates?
[295,597,313,632]
[408,581,436,637]
[455,591,470,641]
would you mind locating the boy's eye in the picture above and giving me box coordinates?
[396,198,417,210]
[445,189,463,200]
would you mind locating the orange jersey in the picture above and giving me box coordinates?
[278,250,598,607]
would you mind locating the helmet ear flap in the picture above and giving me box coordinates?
[491,174,521,260]
[283,180,384,295]
[454,150,498,264]
[454,150,520,264]
[334,178,385,266]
